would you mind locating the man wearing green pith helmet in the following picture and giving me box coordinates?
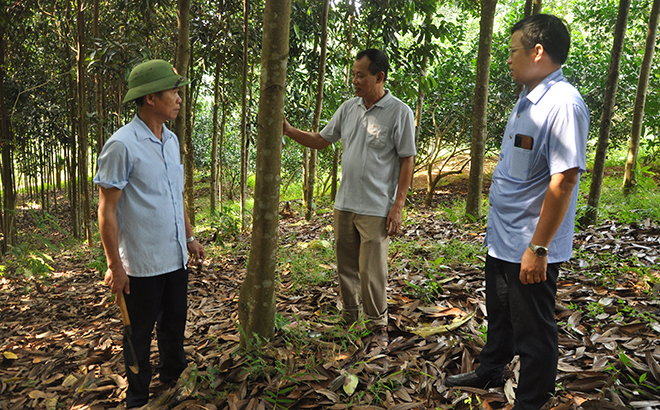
[94,59,205,408]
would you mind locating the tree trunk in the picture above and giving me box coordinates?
[66,1,80,240]
[211,54,221,214]
[240,0,249,231]
[524,0,542,17]
[465,0,497,221]
[184,45,195,226]
[77,0,92,245]
[305,0,330,221]
[413,54,428,191]
[238,0,291,348]
[622,0,660,193]
[0,22,14,254]
[93,0,104,162]
[582,0,631,226]
[174,0,190,179]
[518,0,543,96]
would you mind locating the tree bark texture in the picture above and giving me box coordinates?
[583,0,631,225]
[0,22,14,253]
[622,0,660,193]
[524,0,542,17]
[174,0,190,159]
[185,47,195,226]
[240,0,249,231]
[77,0,92,245]
[211,53,221,213]
[238,0,291,348]
[305,0,330,221]
[465,0,497,221]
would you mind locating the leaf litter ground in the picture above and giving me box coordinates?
[1,188,660,410]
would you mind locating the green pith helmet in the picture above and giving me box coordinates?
[122,59,190,104]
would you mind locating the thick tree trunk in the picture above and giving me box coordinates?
[622,0,660,193]
[77,0,92,245]
[238,0,291,348]
[240,0,249,231]
[465,0,497,221]
[305,0,330,221]
[582,0,631,226]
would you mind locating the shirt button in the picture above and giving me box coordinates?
[509,135,512,139]
[517,114,520,118]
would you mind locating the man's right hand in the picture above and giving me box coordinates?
[105,266,130,299]
[282,117,293,136]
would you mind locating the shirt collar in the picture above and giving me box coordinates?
[520,68,564,105]
[131,114,171,143]
[360,89,392,109]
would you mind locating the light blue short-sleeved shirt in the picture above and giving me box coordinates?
[320,90,416,218]
[93,115,188,277]
[485,69,590,264]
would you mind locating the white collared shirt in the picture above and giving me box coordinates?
[486,69,590,263]
[94,115,187,276]
[320,90,416,217]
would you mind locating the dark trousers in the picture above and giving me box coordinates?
[475,256,559,410]
[123,267,189,408]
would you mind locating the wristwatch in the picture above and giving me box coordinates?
[528,242,548,257]
[186,236,195,244]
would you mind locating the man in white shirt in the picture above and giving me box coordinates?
[283,49,416,351]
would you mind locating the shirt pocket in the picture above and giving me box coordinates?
[366,123,391,149]
[509,146,533,180]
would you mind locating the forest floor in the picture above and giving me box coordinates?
[1,173,660,410]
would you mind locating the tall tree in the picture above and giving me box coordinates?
[582,0,631,225]
[175,0,193,223]
[238,0,291,347]
[622,0,660,193]
[0,15,14,253]
[77,0,92,245]
[304,0,330,221]
[239,0,249,231]
[211,51,222,213]
[465,0,498,220]
[524,0,542,17]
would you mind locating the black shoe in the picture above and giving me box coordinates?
[445,370,504,389]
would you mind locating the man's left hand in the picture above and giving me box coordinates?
[386,206,403,236]
[520,248,547,284]
[187,240,206,266]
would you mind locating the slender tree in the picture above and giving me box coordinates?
[240,0,249,231]
[175,0,192,223]
[211,52,222,213]
[304,0,330,221]
[238,0,291,347]
[622,0,660,193]
[582,0,631,225]
[465,0,498,220]
[0,19,13,253]
[77,0,92,245]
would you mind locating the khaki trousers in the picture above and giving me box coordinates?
[334,209,389,329]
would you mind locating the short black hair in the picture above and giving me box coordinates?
[134,91,164,107]
[355,49,390,81]
[511,14,570,65]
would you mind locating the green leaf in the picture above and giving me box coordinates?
[342,373,359,396]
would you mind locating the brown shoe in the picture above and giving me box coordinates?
[368,326,389,353]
